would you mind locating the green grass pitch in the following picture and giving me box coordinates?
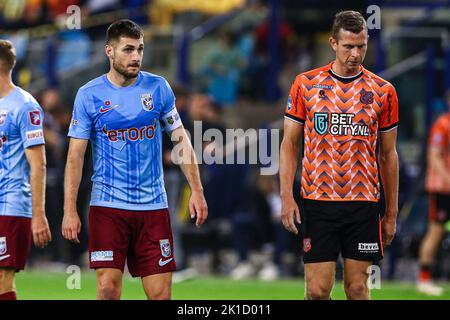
[14,270,450,300]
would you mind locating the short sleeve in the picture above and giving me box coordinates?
[68,89,92,139]
[161,79,176,116]
[379,85,399,132]
[284,76,306,125]
[160,79,182,132]
[18,102,45,148]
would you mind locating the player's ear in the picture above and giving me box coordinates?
[105,44,113,59]
[329,37,337,52]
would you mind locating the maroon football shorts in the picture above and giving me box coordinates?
[0,216,32,271]
[89,206,176,277]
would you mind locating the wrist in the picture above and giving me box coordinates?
[385,207,398,214]
[383,211,397,221]
[280,193,294,199]
[64,206,78,215]
[191,187,204,194]
[32,208,45,218]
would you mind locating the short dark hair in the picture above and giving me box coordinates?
[331,11,367,40]
[0,40,16,72]
[106,19,144,44]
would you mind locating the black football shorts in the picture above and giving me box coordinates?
[428,193,450,223]
[301,199,383,263]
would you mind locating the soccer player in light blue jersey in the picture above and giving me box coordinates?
[0,40,52,300]
[62,20,208,300]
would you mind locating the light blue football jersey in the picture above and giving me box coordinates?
[68,71,182,211]
[0,87,45,218]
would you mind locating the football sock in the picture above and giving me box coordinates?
[419,265,432,282]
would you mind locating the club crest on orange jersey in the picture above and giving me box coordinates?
[141,93,154,111]
[360,89,374,104]
[314,112,329,135]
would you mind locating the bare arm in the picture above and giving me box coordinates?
[378,129,399,246]
[25,144,51,248]
[280,119,303,234]
[62,138,88,243]
[168,125,207,227]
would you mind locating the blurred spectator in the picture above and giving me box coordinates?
[40,87,72,129]
[29,88,70,265]
[199,31,245,106]
[256,175,293,281]
[249,17,295,100]
[229,0,268,32]
[229,173,296,280]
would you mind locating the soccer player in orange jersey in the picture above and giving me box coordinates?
[417,90,450,296]
[280,11,399,300]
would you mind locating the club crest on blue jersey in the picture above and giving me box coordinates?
[0,110,7,125]
[141,93,154,111]
[0,133,7,150]
[159,239,171,258]
[29,111,41,126]
[0,237,7,255]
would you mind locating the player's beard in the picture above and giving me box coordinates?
[112,60,140,80]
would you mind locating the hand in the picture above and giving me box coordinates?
[31,214,52,249]
[189,190,208,227]
[62,211,81,244]
[382,215,397,247]
[281,196,301,235]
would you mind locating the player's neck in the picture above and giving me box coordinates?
[331,61,362,77]
[107,69,138,87]
[0,74,15,98]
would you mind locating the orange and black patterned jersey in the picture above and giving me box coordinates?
[284,62,399,202]
[425,112,450,194]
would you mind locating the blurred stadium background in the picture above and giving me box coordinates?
[2,0,450,299]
